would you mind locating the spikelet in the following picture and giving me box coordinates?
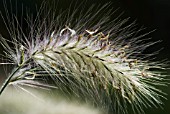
[0,1,168,114]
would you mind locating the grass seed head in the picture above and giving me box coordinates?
[0,1,168,114]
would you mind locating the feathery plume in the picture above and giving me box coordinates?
[0,1,168,114]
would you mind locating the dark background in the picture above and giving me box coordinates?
[0,0,170,114]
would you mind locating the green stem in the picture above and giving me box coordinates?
[0,66,21,95]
